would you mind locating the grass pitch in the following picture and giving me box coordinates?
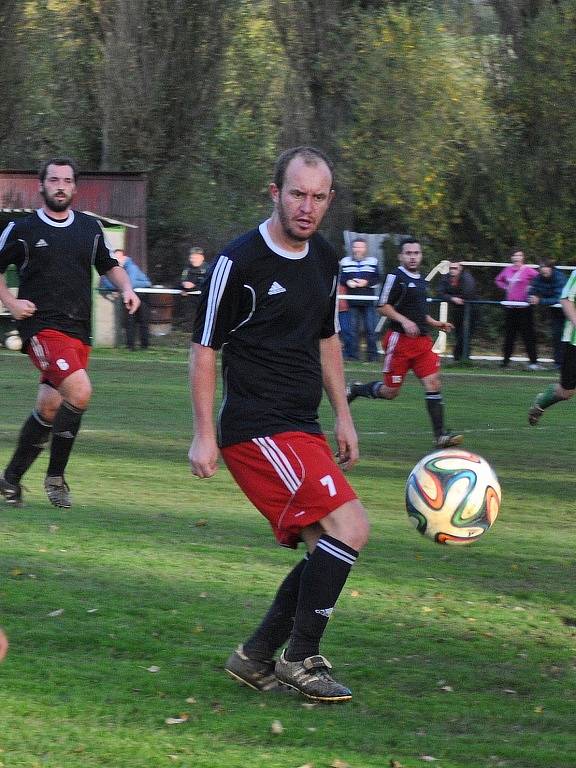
[0,348,575,768]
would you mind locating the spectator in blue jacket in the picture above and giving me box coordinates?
[339,238,380,361]
[100,249,152,350]
[529,259,567,367]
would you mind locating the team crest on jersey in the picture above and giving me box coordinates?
[35,239,48,247]
[267,281,286,295]
[408,282,416,288]
[56,358,70,371]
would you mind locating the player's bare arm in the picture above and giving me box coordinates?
[320,334,359,470]
[105,265,141,314]
[188,343,219,478]
[426,314,454,333]
[561,297,576,326]
[380,302,419,337]
[0,274,36,320]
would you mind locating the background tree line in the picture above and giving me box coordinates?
[2,0,575,280]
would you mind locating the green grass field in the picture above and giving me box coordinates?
[1,348,575,768]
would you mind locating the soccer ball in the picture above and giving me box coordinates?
[405,449,501,545]
[4,331,22,351]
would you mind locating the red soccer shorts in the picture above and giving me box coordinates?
[221,431,358,548]
[27,329,90,388]
[381,329,439,388]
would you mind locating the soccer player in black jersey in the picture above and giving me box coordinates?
[0,158,139,508]
[188,147,369,702]
[347,238,463,448]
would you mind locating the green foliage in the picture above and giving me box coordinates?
[342,7,498,254]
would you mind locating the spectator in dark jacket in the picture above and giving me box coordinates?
[529,259,567,366]
[436,261,477,361]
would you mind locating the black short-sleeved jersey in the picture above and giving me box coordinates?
[0,209,118,346]
[378,266,430,336]
[193,221,339,448]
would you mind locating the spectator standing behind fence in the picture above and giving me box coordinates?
[100,249,151,351]
[528,259,567,368]
[436,261,477,362]
[495,250,540,370]
[180,247,208,330]
[339,238,380,362]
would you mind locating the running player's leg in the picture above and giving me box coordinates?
[529,342,576,424]
[346,330,406,402]
[417,339,462,447]
[0,382,56,506]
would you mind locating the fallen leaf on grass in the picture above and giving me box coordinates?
[296,764,314,768]
[185,697,197,704]
[420,757,437,762]
[503,689,517,694]
[10,568,24,577]
[390,761,404,768]
[86,608,98,614]
[48,525,59,533]
[331,760,351,768]
[350,590,361,597]
[165,713,189,725]
[146,665,161,673]
[194,519,208,527]
[47,609,64,617]
[271,719,284,734]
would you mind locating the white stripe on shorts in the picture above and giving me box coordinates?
[253,436,302,494]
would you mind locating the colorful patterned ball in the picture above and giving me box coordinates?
[406,449,501,545]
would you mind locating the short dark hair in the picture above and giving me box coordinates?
[38,157,78,183]
[273,146,334,190]
[352,237,367,245]
[399,237,420,251]
[539,257,555,268]
[113,248,125,255]
[189,246,204,255]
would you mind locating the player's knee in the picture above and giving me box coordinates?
[323,501,370,551]
[381,386,399,400]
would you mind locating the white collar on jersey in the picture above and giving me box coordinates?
[36,208,75,228]
[259,219,309,260]
[399,265,421,279]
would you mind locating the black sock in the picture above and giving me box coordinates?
[46,402,84,477]
[5,411,52,484]
[243,557,309,661]
[355,381,381,398]
[285,535,358,662]
[425,391,444,438]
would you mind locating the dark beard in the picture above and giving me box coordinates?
[41,190,72,213]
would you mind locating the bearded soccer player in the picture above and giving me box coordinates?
[0,157,139,508]
[188,146,369,702]
[347,238,462,448]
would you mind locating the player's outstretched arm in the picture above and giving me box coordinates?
[320,334,359,471]
[105,265,141,314]
[188,343,219,478]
